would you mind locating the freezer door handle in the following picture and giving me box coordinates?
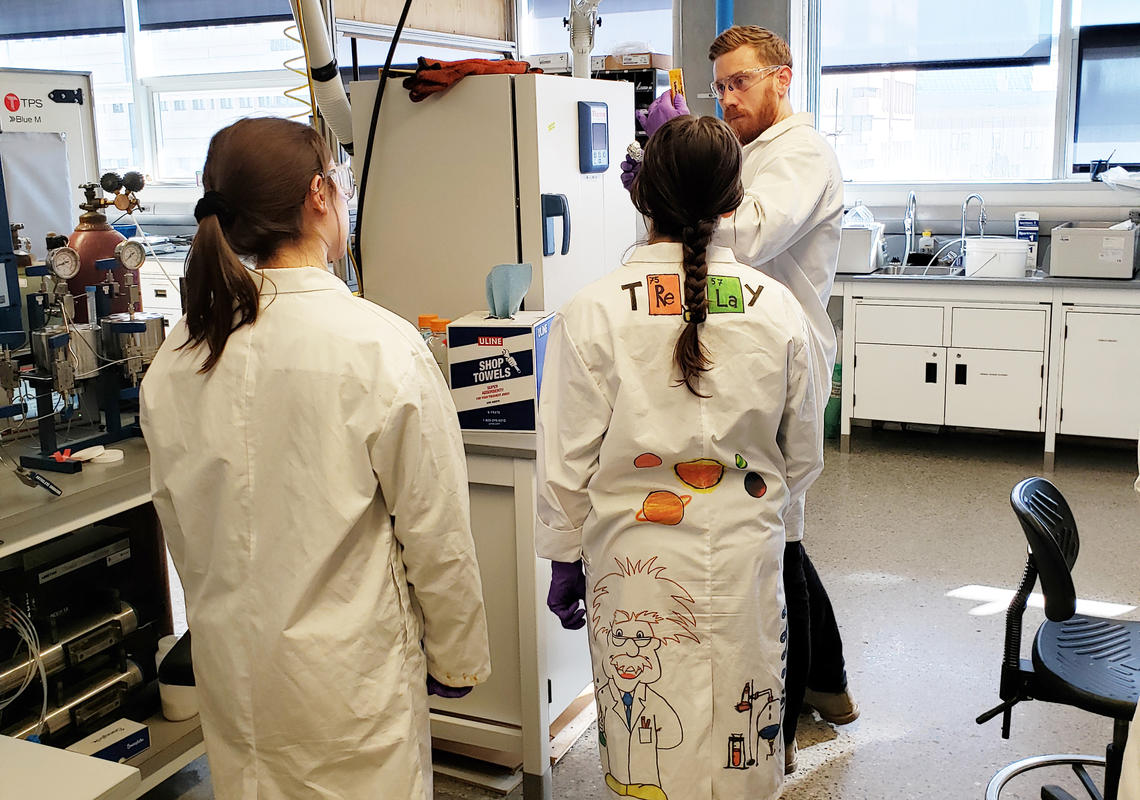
[541,193,571,257]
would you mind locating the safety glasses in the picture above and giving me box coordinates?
[710,64,783,101]
[322,163,356,201]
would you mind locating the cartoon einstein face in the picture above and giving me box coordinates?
[606,612,665,693]
[591,557,699,694]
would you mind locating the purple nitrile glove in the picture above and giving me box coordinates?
[620,156,640,193]
[427,674,473,698]
[547,560,587,630]
[636,91,691,139]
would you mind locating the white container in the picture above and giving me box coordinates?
[1050,221,1139,279]
[836,222,886,274]
[963,238,1030,278]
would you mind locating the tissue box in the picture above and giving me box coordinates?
[66,718,150,763]
[447,311,553,431]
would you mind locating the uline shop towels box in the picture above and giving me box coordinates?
[447,311,553,431]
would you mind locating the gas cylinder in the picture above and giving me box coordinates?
[66,173,145,323]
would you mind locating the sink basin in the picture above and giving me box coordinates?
[877,265,965,277]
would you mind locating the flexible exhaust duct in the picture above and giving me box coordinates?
[289,0,355,155]
[569,0,602,78]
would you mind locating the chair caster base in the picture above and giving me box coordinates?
[986,754,1106,800]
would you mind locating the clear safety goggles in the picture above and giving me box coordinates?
[323,163,356,200]
[710,64,783,101]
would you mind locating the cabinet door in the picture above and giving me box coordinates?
[853,344,945,425]
[945,348,1044,432]
[1059,311,1140,439]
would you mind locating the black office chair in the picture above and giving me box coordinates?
[977,477,1140,800]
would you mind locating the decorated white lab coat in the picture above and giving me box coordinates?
[1123,451,1140,800]
[536,244,823,800]
[140,266,490,800]
[713,111,843,542]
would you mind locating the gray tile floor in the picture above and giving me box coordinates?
[144,428,1140,799]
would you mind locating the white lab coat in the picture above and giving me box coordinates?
[536,244,823,800]
[140,266,491,800]
[713,111,844,542]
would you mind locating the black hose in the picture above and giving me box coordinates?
[353,0,415,276]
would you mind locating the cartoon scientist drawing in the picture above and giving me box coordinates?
[591,557,698,800]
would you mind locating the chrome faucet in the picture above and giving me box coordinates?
[961,193,987,242]
[903,190,917,258]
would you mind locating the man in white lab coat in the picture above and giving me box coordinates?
[631,25,856,767]
[708,24,856,752]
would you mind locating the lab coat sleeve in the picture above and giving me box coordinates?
[139,386,187,577]
[535,313,612,562]
[370,351,491,687]
[717,140,829,266]
[779,316,826,512]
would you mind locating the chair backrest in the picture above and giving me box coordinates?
[1010,477,1079,623]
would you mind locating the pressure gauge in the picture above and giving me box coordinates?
[115,240,146,270]
[48,246,81,280]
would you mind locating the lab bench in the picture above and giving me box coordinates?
[0,438,206,799]
[0,433,582,800]
[833,273,1140,469]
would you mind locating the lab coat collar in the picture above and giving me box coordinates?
[746,111,816,149]
[251,265,351,296]
[625,242,738,266]
[605,679,649,730]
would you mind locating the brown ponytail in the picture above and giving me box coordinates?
[180,117,335,373]
[631,115,744,396]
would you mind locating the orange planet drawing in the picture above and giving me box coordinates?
[634,453,663,469]
[635,491,692,525]
[673,458,725,492]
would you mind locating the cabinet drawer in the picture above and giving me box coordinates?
[145,284,180,306]
[951,307,1047,351]
[855,304,943,346]
[139,259,186,280]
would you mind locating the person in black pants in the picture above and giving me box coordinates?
[783,541,858,769]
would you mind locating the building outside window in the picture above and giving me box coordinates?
[0,1,305,182]
[819,0,1140,181]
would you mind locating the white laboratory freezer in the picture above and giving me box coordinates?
[350,73,637,323]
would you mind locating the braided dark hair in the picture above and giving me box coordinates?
[631,115,744,396]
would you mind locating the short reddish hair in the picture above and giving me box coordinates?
[708,25,792,68]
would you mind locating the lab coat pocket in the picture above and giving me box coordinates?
[639,726,654,744]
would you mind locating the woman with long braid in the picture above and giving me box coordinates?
[535,114,823,800]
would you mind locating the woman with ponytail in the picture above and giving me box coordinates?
[536,115,823,800]
[139,117,489,800]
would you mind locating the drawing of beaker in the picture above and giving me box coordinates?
[726,734,747,769]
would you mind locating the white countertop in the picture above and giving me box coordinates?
[0,734,141,800]
[837,271,1140,290]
